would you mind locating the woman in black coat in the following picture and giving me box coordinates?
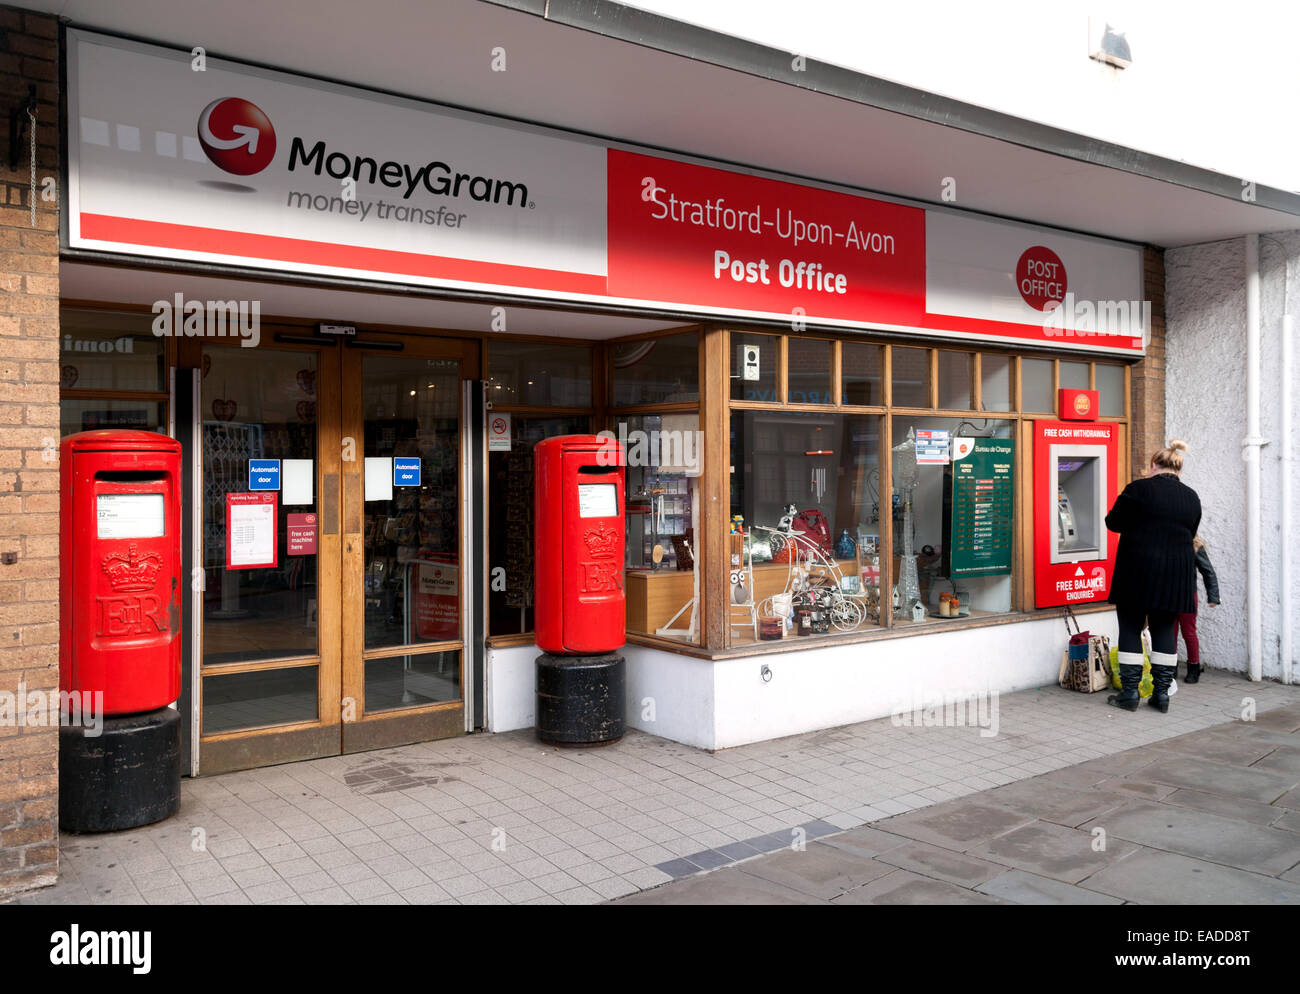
[1104,439,1201,713]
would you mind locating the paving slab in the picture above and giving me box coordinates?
[817,826,912,860]
[830,869,1010,905]
[1251,746,1300,777]
[1149,732,1279,766]
[981,779,1132,828]
[873,840,1008,888]
[611,865,825,905]
[1136,756,1297,804]
[1081,801,1300,875]
[1251,709,1300,733]
[1162,787,1288,826]
[736,841,896,900]
[1091,778,1178,801]
[975,868,1123,905]
[1079,848,1300,905]
[872,801,1037,852]
[1276,788,1300,811]
[1218,724,1300,748]
[968,821,1140,884]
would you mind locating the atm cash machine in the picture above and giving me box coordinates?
[1032,391,1120,607]
[1051,452,1106,563]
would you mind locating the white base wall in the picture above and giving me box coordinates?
[486,610,1118,750]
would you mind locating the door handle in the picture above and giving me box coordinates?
[323,473,339,535]
[344,474,361,534]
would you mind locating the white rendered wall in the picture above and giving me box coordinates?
[486,610,1117,750]
[1165,231,1300,680]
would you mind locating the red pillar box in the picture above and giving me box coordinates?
[60,430,183,715]
[534,435,626,655]
[59,429,183,833]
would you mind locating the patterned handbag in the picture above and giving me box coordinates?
[1058,608,1112,693]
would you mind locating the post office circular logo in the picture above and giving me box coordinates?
[1016,245,1067,312]
[1073,392,1092,416]
[198,97,277,175]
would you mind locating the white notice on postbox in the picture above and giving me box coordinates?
[577,483,617,518]
[96,493,165,539]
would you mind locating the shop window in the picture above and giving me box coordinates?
[59,307,170,442]
[1021,358,1054,412]
[841,342,883,406]
[730,332,778,402]
[889,418,1016,626]
[619,414,702,645]
[729,410,883,644]
[60,398,166,437]
[937,350,973,410]
[487,341,591,408]
[60,309,166,393]
[487,415,590,637]
[786,338,833,405]
[1096,363,1125,417]
[891,346,930,408]
[611,332,699,406]
[1060,360,1090,391]
[980,354,1012,413]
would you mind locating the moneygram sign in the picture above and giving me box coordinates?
[68,29,1144,354]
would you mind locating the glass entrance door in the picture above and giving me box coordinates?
[341,336,476,752]
[196,331,476,773]
[198,338,342,773]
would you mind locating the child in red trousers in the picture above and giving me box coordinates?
[1178,536,1220,683]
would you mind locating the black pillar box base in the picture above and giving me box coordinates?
[536,652,626,747]
[59,707,181,834]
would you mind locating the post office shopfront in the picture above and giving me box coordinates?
[61,29,1150,771]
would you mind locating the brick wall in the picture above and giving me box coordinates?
[1130,246,1167,475]
[0,5,60,898]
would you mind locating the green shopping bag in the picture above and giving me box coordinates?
[1109,647,1154,698]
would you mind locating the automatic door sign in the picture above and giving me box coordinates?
[249,458,281,491]
[393,457,421,487]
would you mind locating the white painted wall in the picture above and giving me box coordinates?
[1166,230,1300,680]
[486,611,1118,749]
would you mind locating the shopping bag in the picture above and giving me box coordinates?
[1109,647,1154,698]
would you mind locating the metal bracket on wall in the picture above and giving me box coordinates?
[8,83,35,171]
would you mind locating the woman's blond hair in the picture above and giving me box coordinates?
[1151,438,1188,473]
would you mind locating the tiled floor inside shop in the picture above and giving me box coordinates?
[13,673,1300,905]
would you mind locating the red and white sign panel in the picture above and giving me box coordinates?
[607,149,926,326]
[286,512,317,556]
[67,29,1144,354]
[225,492,277,570]
[415,560,459,641]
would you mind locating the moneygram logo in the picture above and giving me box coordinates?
[198,97,276,175]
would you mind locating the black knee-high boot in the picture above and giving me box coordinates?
[1148,652,1176,713]
[1107,651,1143,712]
